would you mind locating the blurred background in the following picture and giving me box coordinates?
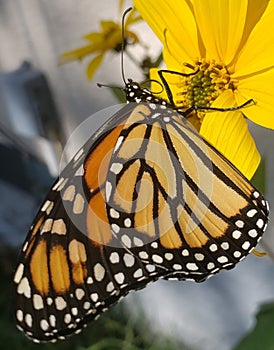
[1,1,274,349]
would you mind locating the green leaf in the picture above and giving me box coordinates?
[234,302,274,350]
[154,51,163,68]
[111,86,126,103]
[251,157,266,194]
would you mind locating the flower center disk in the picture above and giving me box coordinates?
[175,60,236,122]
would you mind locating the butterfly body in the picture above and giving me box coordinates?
[13,80,268,342]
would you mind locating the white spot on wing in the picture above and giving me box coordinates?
[152,254,163,264]
[64,313,71,324]
[123,253,135,267]
[221,242,229,250]
[17,277,31,298]
[133,268,143,278]
[121,234,131,248]
[173,264,182,270]
[247,209,257,218]
[75,288,85,300]
[73,193,85,214]
[233,251,241,258]
[235,220,244,228]
[109,208,120,219]
[248,229,258,238]
[139,251,149,259]
[94,263,105,282]
[49,315,56,327]
[186,263,199,271]
[114,272,125,284]
[90,293,99,302]
[256,218,264,229]
[40,319,49,331]
[41,200,54,215]
[146,264,156,272]
[110,163,123,174]
[232,230,242,239]
[62,185,75,201]
[109,252,119,264]
[194,253,204,261]
[124,218,131,227]
[52,219,66,235]
[75,165,84,176]
[105,181,112,202]
[133,237,143,247]
[182,249,189,256]
[217,256,229,264]
[16,309,23,322]
[207,262,215,270]
[106,282,115,293]
[55,296,67,310]
[41,218,53,234]
[33,294,44,310]
[25,314,33,328]
[209,244,218,252]
[14,263,24,283]
[242,241,251,250]
[111,223,120,234]
[114,136,124,153]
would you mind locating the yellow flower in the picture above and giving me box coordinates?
[134,0,274,180]
[60,8,141,80]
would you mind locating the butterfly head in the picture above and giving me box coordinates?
[124,79,169,107]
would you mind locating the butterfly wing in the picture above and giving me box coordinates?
[13,104,153,342]
[106,103,269,282]
[13,101,269,343]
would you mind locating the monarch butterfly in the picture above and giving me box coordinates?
[13,77,268,342]
[13,10,269,343]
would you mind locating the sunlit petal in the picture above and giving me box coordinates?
[134,0,200,62]
[200,90,260,179]
[193,0,248,64]
[235,69,274,129]
[233,1,274,75]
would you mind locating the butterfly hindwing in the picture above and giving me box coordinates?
[106,102,269,282]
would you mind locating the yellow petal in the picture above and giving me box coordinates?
[83,32,102,43]
[150,67,189,106]
[193,0,248,65]
[100,20,119,32]
[163,49,182,71]
[235,68,274,129]
[119,0,125,12]
[86,54,104,80]
[200,90,260,180]
[133,0,201,62]
[234,1,274,75]
[59,45,98,64]
[125,8,142,26]
[150,68,167,99]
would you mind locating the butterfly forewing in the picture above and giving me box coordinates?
[13,104,155,342]
[106,103,269,281]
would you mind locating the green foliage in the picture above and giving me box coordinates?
[111,86,127,103]
[1,244,187,350]
[234,302,274,350]
[251,158,266,194]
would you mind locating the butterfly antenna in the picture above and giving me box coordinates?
[97,83,121,89]
[121,7,133,85]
